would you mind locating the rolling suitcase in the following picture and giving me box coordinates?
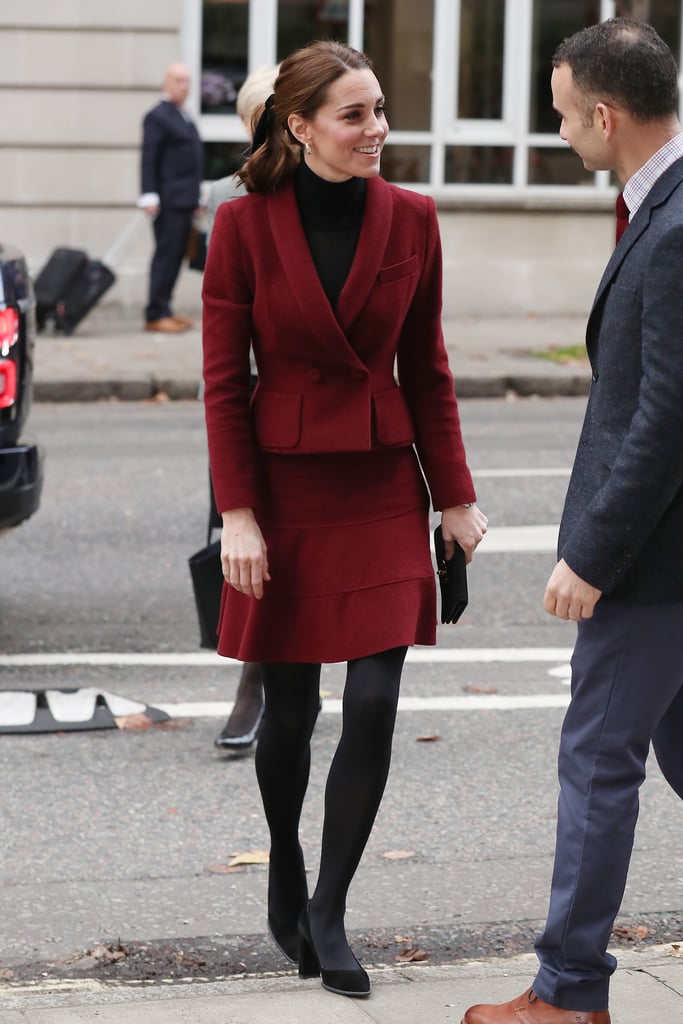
[56,260,116,336]
[33,215,144,335]
[34,247,88,329]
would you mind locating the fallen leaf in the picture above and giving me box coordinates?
[383,850,416,861]
[463,684,498,695]
[396,944,430,963]
[670,943,681,957]
[87,942,127,963]
[229,849,270,867]
[416,734,440,742]
[0,968,14,979]
[114,712,154,731]
[612,925,648,942]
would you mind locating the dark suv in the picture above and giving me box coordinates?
[0,243,43,533]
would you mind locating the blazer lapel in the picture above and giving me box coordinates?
[589,156,683,327]
[267,175,395,363]
[267,181,362,365]
[336,175,393,333]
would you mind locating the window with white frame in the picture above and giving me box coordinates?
[192,0,683,197]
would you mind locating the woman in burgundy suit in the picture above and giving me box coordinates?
[202,40,487,999]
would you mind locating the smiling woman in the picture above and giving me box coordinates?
[201,35,486,1003]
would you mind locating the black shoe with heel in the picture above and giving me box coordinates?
[297,907,370,998]
[268,916,299,965]
[267,850,308,965]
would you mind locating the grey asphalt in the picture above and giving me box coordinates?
[14,313,683,1022]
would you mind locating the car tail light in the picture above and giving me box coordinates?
[0,358,17,408]
[0,306,19,357]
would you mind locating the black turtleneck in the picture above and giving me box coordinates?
[294,158,366,310]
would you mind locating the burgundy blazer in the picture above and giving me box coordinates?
[202,174,475,514]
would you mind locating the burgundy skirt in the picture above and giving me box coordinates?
[216,446,436,663]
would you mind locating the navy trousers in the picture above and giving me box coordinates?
[145,207,194,322]
[533,598,683,1011]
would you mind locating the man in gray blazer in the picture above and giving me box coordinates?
[462,18,683,1024]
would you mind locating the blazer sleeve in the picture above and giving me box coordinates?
[562,223,683,592]
[202,201,260,513]
[396,197,476,510]
[140,108,165,197]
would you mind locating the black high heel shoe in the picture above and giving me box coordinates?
[267,852,309,965]
[297,907,370,998]
[268,916,299,965]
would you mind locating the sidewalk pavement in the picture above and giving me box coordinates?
[32,311,592,402]
[2,946,681,1022]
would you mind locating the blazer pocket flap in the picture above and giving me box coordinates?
[253,391,302,449]
[373,388,415,446]
[378,254,417,284]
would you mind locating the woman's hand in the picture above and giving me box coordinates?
[220,507,271,599]
[439,504,488,564]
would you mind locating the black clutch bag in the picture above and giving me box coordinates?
[188,540,222,649]
[434,525,468,624]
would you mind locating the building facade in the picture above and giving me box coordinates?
[2,0,682,318]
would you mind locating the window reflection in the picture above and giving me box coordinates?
[365,0,433,131]
[381,144,430,183]
[458,0,506,120]
[277,0,349,59]
[201,0,250,115]
[445,146,513,184]
[528,147,594,185]
[530,0,600,134]
[204,141,250,181]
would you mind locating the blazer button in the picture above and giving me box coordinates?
[592,370,599,382]
[306,368,322,383]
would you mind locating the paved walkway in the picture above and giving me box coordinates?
[2,946,681,1022]
[32,312,591,402]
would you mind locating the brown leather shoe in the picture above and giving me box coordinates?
[172,314,194,328]
[461,987,611,1024]
[144,317,187,333]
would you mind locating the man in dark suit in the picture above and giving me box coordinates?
[139,62,204,332]
[462,18,683,1024]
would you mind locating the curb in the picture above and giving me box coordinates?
[32,375,591,403]
[32,379,203,403]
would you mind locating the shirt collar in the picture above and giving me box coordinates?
[622,130,683,219]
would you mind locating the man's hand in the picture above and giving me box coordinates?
[543,558,602,620]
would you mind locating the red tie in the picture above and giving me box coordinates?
[615,192,629,244]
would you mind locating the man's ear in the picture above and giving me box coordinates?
[595,102,618,138]
[287,113,308,147]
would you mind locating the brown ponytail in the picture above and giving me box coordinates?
[236,39,374,194]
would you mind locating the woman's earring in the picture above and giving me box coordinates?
[305,142,312,155]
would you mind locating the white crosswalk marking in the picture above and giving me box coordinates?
[0,648,572,668]
[154,694,570,719]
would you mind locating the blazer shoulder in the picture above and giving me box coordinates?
[213,189,266,232]
[143,101,167,125]
[372,176,434,213]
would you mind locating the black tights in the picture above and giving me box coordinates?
[256,646,406,970]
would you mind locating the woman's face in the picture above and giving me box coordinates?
[289,69,389,182]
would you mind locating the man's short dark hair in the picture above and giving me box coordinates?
[553,17,679,122]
